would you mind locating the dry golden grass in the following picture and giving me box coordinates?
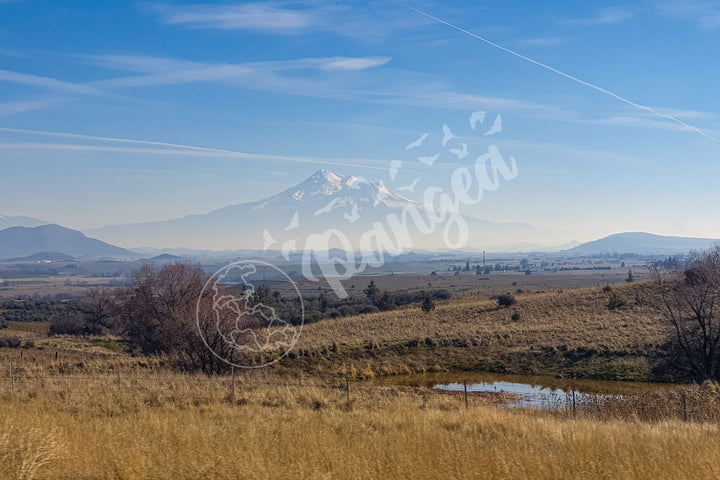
[288,283,665,379]
[2,322,50,337]
[0,281,715,480]
[2,284,664,380]
[0,335,166,379]
[298,283,662,351]
[1,374,719,480]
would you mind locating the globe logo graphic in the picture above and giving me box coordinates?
[196,260,304,368]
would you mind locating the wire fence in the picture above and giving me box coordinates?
[2,363,720,423]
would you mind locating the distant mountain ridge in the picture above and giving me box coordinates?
[566,232,719,256]
[7,252,77,262]
[0,224,137,260]
[0,214,49,230]
[89,169,537,251]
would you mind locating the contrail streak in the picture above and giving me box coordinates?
[0,127,391,171]
[404,4,718,142]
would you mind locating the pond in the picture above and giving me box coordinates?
[378,372,675,410]
[435,380,603,409]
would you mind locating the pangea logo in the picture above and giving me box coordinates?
[198,111,516,367]
[196,260,304,368]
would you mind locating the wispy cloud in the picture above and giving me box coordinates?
[318,57,391,71]
[0,127,393,171]
[564,7,634,25]
[83,54,392,90]
[85,54,201,73]
[404,91,576,119]
[148,2,428,40]
[592,115,697,132]
[405,5,716,141]
[651,106,717,120]
[81,51,720,137]
[152,3,315,32]
[588,114,719,139]
[0,69,102,95]
[657,1,720,29]
[0,99,67,117]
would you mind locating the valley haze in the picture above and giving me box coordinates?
[87,169,540,251]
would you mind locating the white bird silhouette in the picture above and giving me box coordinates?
[281,240,296,261]
[397,177,421,192]
[442,124,456,146]
[374,179,389,206]
[283,212,299,231]
[469,110,487,131]
[449,143,468,160]
[347,175,368,189]
[344,204,360,223]
[262,229,276,251]
[405,133,429,150]
[389,160,402,181]
[484,114,502,136]
[418,153,439,166]
[314,198,341,216]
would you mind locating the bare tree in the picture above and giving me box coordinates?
[119,263,267,373]
[74,286,121,334]
[648,247,720,382]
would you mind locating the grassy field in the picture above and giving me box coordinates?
[0,283,667,380]
[0,276,122,300]
[1,375,720,480]
[257,265,646,298]
[0,281,714,479]
[286,282,667,380]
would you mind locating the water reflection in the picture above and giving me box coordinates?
[374,372,673,410]
[434,380,607,409]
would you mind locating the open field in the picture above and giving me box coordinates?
[0,255,645,300]
[0,280,713,479]
[1,374,720,480]
[0,276,122,300]
[233,262,647,299]
[286,282,667,380]
[0,282,663,379]
[0,282,666,380]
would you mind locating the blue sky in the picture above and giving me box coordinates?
[1,0,719,246]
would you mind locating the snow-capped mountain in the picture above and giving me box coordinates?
[88,169,535,251]
[218,169,428,216]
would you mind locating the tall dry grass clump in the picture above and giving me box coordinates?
[1,374,720,479]
[0,423,61,480]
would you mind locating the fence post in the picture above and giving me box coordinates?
[682,392,687,422]
[345,372,350,404]
[231,367,236,401]
[464,380,468,409]
[9,362,13,393]
[572,390,577,418]
[116,364,121,391]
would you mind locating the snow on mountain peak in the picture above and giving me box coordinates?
[260,169,430,216]
[291,169,346,198]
